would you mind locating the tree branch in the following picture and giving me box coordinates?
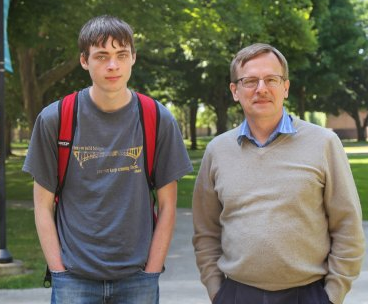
[38,56,80,95]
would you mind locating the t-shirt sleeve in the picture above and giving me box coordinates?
[22,101,59,193]
[153,103,193,189]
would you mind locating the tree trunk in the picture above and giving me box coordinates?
[298,85,306,120]
[214,101,229,135]
[17,48,41,131]
[189,99,198,150]
[355,124,365,142]
[363,113,368,141]
[17,47,80,130]
[350,108,365,142]
[209,78,231,135]
[5,118,12,157]
[184,123,190,140]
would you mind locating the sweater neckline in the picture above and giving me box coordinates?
[238,117,300,155]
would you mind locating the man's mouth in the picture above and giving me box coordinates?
[106,76,121,81]
[254,99,271,104]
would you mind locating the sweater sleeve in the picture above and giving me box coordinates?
[323,133,365,304]
[192,144,225,300]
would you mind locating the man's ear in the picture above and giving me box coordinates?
[230,82,239,102]
[80,53,88,70]
[132,52,137,65]
[284,79,290,99]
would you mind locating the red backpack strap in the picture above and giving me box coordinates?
[136,92,160,188]
[136,92,160,226]
[56,91,79,203]
[44,91,78,288]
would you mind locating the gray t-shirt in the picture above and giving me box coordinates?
[23,88,193,280]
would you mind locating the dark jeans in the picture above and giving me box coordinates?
[213,278,331,304]
[50,269,160,304]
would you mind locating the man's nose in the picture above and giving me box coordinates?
[107,59,119,70]
[256,79,268,92]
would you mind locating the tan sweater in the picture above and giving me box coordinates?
[192,118,365,304]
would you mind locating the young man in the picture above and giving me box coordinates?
[192,43,365,304]
[23,15,192,304]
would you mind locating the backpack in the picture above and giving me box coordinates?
[43,91,160,288]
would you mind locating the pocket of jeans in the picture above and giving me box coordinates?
[138,269,162,277]
[50,270,69,277]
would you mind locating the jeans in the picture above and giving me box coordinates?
[50,269,160,304]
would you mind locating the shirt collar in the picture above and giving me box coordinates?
[237,107,297,147]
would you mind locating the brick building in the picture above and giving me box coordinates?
[326,111,368,140]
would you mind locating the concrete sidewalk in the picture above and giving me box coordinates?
[0,209,367,303]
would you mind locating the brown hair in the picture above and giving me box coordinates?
[78,15,135,60]
[230,43,289,82]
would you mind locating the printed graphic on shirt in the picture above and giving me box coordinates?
[72,145,143,175]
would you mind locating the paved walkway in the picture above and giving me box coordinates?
[0,209,367,303]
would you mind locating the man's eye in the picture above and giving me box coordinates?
[243,79,258,86]
[266,76,278,82]
[118,54,128,59]
[265,77,279,84]
[97,56,107,60]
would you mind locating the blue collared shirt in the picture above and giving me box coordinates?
[237,108,297,147]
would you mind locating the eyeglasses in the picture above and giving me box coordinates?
[235,75,286,89]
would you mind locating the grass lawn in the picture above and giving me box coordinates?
[349,154,368,218]
[1,139,367,289]
[5,155,34,201]
[343,141,368,217]
[0,207,44,288]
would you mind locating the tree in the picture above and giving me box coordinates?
[4,69,24,156]
[8,0,92,130]
[196,104,217,136]
[9,0,362,143]
[329,58,368,141]
[162,50,206,149]
[308,0,368,141]
[179,0,318,134]
[7,0,189,131]
[287,0,329,119]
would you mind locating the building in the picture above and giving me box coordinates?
[326,111,368,140]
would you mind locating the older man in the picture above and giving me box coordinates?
[192,43,365,304]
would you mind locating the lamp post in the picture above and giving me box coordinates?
[0,0,13,264]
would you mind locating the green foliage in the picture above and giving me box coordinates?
[311,0,368,105]
[314,0,368,140]
[166,103,191,139]
[172,0,319,133]
[286,0,368,139]
[5,0,368,137]
[196,104,217,129]
[9,0,91,58]
[227,104,244,129]
[5,70,25,127]
[304,112,327,127]
[0,207,44,288]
